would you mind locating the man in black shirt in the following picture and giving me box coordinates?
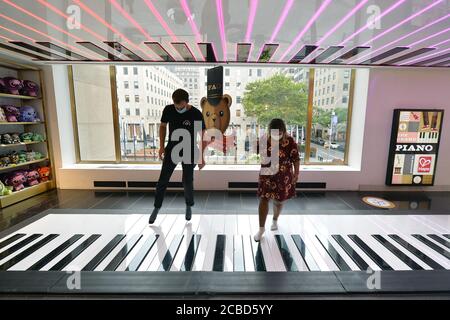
[149,89,206,224]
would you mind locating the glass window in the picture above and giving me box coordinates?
[134,81,139,89]
[126,108,130,116]
[133,67,138,75]
[124,81,129,89]
[135,108,140,116]
[310,68,352,165]
[257,69,262,77]
[135,95,139,102]
[125,95,130,102]
[123,67,128,75]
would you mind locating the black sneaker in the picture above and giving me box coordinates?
[185,206,192,221]
[149,207,160,224]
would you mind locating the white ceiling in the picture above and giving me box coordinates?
[0,0,448,67]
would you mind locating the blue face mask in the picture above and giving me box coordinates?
[176,107,187,114]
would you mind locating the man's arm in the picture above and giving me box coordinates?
[159,122,167,160]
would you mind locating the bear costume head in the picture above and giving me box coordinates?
[200,94,232,134]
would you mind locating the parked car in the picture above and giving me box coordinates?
[330,142,340,149]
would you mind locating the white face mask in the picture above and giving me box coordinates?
[176,107,187,114]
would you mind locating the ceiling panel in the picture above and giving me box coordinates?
[0,0,447,67]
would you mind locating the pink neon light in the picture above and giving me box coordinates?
[180,0,202,43]
[3,0,83,42]
[216,0,227,61]
[37,0,106,42]
[73,0,154,60]
[270,0,294,43]
[431,38,450,47]
[340,0,407,46]
[0,34,12,41]
[245,0,259,42]
[0,13,97,59]
[362,0,444,46]
[279,0,332,62]
[0,25,35,42]
[143,0,177,42]
[350,13,450,64]
[400,47,450,66]
[408,28,450,48]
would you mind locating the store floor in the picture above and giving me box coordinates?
[0,190,449,298]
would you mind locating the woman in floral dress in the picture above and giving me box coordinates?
[254,119,300,242]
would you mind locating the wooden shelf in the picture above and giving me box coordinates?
[0,141,46,148]
[0,93,41,100]
[0,121,45,125]
[0,180,54,208]
[0,158,48,172]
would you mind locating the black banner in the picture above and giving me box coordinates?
[207,66,223,106]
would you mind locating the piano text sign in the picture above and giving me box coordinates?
[386,109,444,186]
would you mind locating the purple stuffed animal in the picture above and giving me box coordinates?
[5,171,27,191]
[1,105,20,122]
[2,77,23,95]
[20,80,40,97]
[26,169,40,187]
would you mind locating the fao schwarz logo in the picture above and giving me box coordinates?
[183,120,191,126]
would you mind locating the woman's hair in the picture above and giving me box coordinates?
[268,118,287,135]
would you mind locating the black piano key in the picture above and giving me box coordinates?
[50,235,101,271]
[0,234,26,250]
[373,235,423,270]
[28,234,84,271]
[427,234,450,249]
[158,235,184,271]
[274,235,298,272]
[180,235,201,272]
[443,234,450,240]
[82,235,126,271]
[291,234,319,271]
[332,235,369,270]
[103,234,142,271]
[212,235,226,272]
[0,234,43,260]
[412,235,450,260]
[0,234,58,270]
[316,235,351,271]
[348,235,393,270]
[250,236,266,272]
[389,235,445,270]
[126,235,159,271]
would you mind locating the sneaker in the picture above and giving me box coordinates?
[185,206,192,221]
[271,220,278,231]
[253,228,265,242]
[149,207,159,224]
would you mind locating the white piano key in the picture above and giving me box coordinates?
[0,235,45,266]
[240,216,255,272]
[0,234,28,253]
[265,232,287,272]
[223,215,237,272]
[170,214,201,271]
[280,216,310,272]
[192,215,213,271]
[341,234,381,271]
[247,212,276,271]
[201,214,225,271]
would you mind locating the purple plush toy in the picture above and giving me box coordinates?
[5,171,27,191]
[26,169,40,187]
[18,106,40,122]
[1,77,23,95]
[20,80,40,97]
[1,105,20,122]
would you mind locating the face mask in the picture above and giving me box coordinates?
[176,107,187,114]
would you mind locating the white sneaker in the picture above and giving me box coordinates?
[271,220,278,231]
[253,227,265,242]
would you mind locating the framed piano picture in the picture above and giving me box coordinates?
[386,109,444,186]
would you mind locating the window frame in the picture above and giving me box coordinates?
[69,65,355,165]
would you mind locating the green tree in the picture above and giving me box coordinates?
[242,74,308,127]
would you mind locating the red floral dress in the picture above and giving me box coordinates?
[257,135,300,201]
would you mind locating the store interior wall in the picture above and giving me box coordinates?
[44,65,450,191]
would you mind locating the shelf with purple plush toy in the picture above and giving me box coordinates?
[0,61,55,208]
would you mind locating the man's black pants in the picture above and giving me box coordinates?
[154,151,196,209]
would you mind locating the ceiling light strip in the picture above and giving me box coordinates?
[429,59,450,67]
[412,52,450,66]
[245,0,259,42]
[77,42,123,60]
[143,0,177,42]
[37,0,106,42]
[216,0,227,61]
[309,46,344,64]
[407,28,450,48]
[3,0,83,42]
[400,48,450,66]
[279,0,332,62]
[73,0,154,60]
[0,35,12,41]
[0,25,35,42]
[350,13,450,64]
[0,42,50,60]
[362,0,445,46]
[339,0,407,46]
[269,0,294,43]
[0,13,97,59]
[179,0,205,61]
